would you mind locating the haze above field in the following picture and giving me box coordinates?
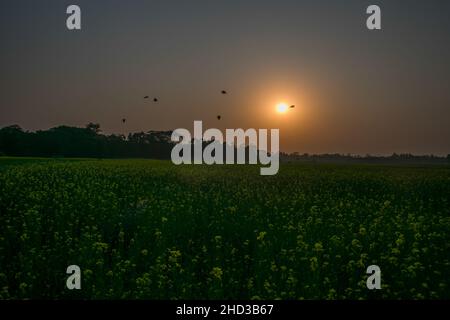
[1,0,450,155]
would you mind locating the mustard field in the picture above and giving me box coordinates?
[0,158,449,299]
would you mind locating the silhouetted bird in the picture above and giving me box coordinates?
[122,118,126,123]
[153,98,158,102]
[217,115,221,120]
[221,90,227,94]
[144,96,149,99]
[290,105,295,109]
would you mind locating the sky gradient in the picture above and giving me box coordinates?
[1,0,450,155]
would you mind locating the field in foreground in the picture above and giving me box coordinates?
[0,158,449,299]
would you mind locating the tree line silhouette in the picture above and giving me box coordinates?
[0,123,449,163]
[0,123,173,159]
[280,152,450,164]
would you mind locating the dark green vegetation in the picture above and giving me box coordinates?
[0,158,449,299]
[2,124,449,164]
[0,124,173,159]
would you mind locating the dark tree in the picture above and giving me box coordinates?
[86,123,101,134]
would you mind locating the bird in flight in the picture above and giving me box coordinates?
[217,115,221,120]
[144,96,149,99]
[290,105,295,109]
[122,118,126,123]
[221,90,227,95]
[153,98,158,102]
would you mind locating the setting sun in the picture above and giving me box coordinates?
[276,102,289,114]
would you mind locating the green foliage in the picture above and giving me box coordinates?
[0,159,449,299]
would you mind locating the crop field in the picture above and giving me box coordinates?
[0,158,449,299]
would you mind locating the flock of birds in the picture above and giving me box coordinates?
[121,89,295,124]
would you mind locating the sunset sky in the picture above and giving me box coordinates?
[1,0,450,155]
